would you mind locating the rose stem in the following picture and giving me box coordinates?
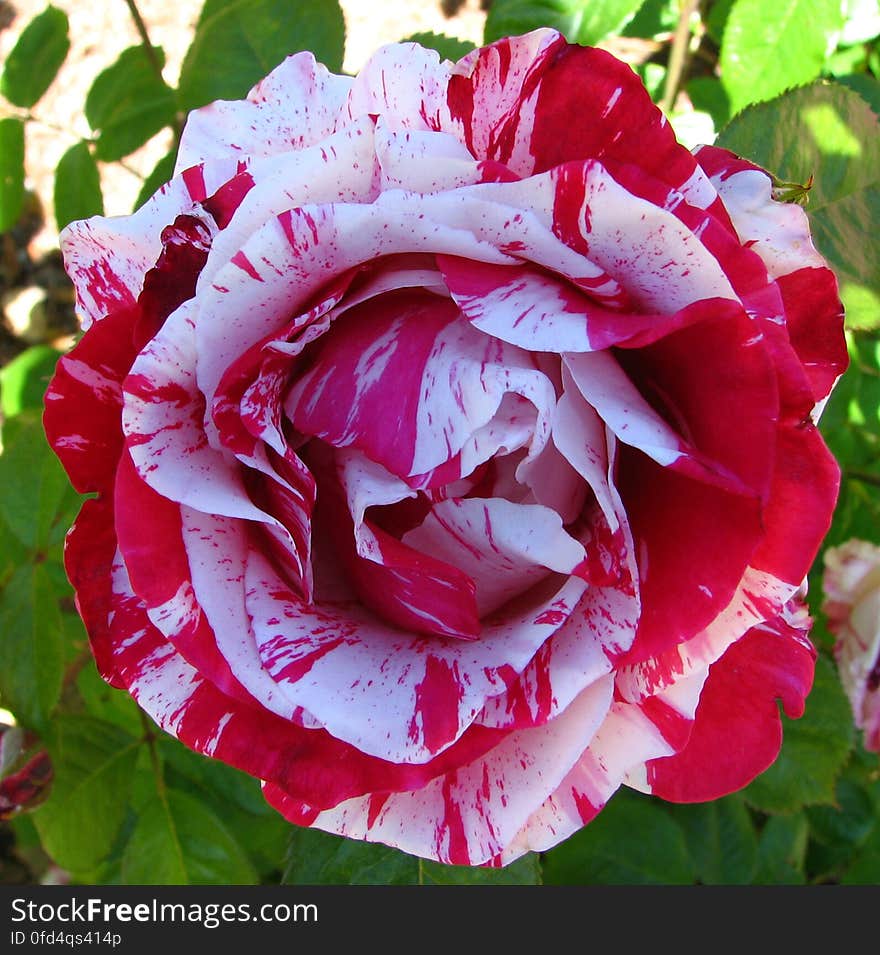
[660,0,703,116]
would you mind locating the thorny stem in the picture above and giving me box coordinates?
[660,0,703,116]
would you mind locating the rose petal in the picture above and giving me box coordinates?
[176,51,353,169]
[247,547,590,763]
[640,611,816,802]
[264,676,614,866]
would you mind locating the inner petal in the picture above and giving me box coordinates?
[285,285,555,482]
[402,497,586,617]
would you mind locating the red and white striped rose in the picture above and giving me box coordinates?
[45,30,846,865]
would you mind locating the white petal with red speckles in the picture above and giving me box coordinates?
[374,121,486,193]
[122,302,276,523]
[288,675,614,866]
[446,28,563,178]
[60,158,240,328]
[176,52,353,170]
[246,546,590,763]
[563,350,685,468]
[286,299,557,482]
[614,566,796,705]
[194,118,381,295]
[402,497,584,616]
[549,161,738,310]
[497,669,707,863]
[694,146,827,279]
[343,42,452,132]
[194,178,640,418]
[179,507,301,722]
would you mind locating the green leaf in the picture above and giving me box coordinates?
[716,82,880,331]
[666,795,758,884]
[422,854,542,884]
[133,149,177,211]
[0,117,25,232]
[178,0,345,111]
[0,344,61,417]
[33,717,140,873]
[283,827,541,884]
[0,513,27,586]
[754,814,809,884]
[834,73,880,116]
[402,32,476,62]
[622,0,679,38]
[743,654,854,814]
[284,827,419,884]
[720,0,846,115]
[157,736,290,879]
[842,820,880,883]
[818,332,880,548]
[53,142,103,231]
[85,45,177,162]
[806,775,878,849]
[705,0,736,44]
[542,789,696,884]
[0,5,69,109]
[484,0,648,46]
[0,410,79,551]
[0,563,64,729]
[122,788,259,884]
[686,76,732,129]
[75,661,143,739]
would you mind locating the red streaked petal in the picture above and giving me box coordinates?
[266,676,614,866]
[643,611,816,802]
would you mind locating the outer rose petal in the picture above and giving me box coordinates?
[176,52,353,169]
[639,611,816,801]
[61,159,242,328]
[247,548,595,763]
[264,676,615,866]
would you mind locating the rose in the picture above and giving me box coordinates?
[44,29,846,867]
[823,539,880,753]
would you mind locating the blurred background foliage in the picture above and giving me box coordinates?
[0,0,878,885]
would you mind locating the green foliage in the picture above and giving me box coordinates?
[0,345,62,417]
[485,0,648,46]
[666,795,759,884]
[754,814,810,883]
[54,142,104,231]
[0,117,26,232]
[177,0,345,110]
[85,45,177,162]
[122,788,259,884]
[817,331,880,549]
[720,0,846,115]
[0,5,69,109]
[32,717,140,874]
[134,150,178,211]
